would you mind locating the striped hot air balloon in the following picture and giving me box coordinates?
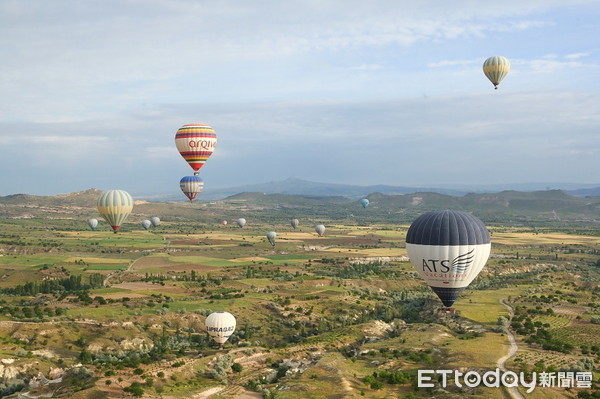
[483,56,510,89]
[405,210,491,308]
[175,123,217,172]
[97,190,133,233]
[180,175,204,201]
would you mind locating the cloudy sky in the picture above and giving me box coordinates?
[1,0,599,196]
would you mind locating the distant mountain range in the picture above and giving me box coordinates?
[1,183,599,224]
[135,177,600,202]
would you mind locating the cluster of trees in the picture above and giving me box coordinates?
[1,274,104,296]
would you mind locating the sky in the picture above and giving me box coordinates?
[1,0,599,196]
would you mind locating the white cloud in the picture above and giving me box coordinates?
[565,52,590,59]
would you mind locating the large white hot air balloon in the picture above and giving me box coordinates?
[141,220,152,230]
[87,218,98,231]
[150,217,160,227]
[236,218,246,228]
[291,219,299,229]
[205,311,237,345]
[315,224,325,237]
[97,190,133,233]
[405,210,491,308]
[483,56,510,89]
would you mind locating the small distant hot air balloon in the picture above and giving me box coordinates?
[180,175,204,201]
[221,220,228,226]
[97,190,133,233]
[205,311,237,346]
[141,220,152,230]
[175,124,217,172]
[405,210,491,308]
[236,218,246,228]
[87,218,98,231]
[360,198,369,208]
[315,224,325,237]
[483,56,510,89]
[291,219,299,229]
[150,217,160,227]
[266,231,277,246]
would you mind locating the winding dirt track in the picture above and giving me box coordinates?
[498,299,525,399]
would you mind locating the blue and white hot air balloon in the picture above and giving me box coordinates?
[180,175,204,201]
[360,198,369,208]
[405,210,491,308]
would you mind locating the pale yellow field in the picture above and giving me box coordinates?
[490,231,600,246]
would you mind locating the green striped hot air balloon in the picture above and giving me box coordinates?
[483,56,510,89]
[97,190,133,233]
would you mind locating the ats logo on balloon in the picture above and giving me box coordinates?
[421,249,475,273]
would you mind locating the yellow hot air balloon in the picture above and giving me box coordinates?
[97,190,133,233]
[483,56,510,89]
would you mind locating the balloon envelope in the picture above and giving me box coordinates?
[405,210,491,307]
[221,220,228,226]
[315,224,325,236]
[175,124,217,172]
[236,218,246,228]
[360,199,369,208]
[180,175,204,201]
[141,220,151,230]
[97,190,133,233]
[150,217,160,227]
[267,231,277,246]
[483,56,510,89]
[205,311,236,345]
[291,219,299,229]
[87,218,98,231]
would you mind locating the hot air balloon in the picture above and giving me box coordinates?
[405,210,491,308]
[141,220,152,230]
[315,224,325,237]
[175,123,217,172]
[291,219,299,229]
[97,190,133,233]
[180,175,204,201]
[205,311,237,346]
[236,218,246,228]
[483,56,510,89]
[221,220,228,226]
[150,217,160,227]
[360,198,369,208]
[266,231,277,246]
[87,218,98,231]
